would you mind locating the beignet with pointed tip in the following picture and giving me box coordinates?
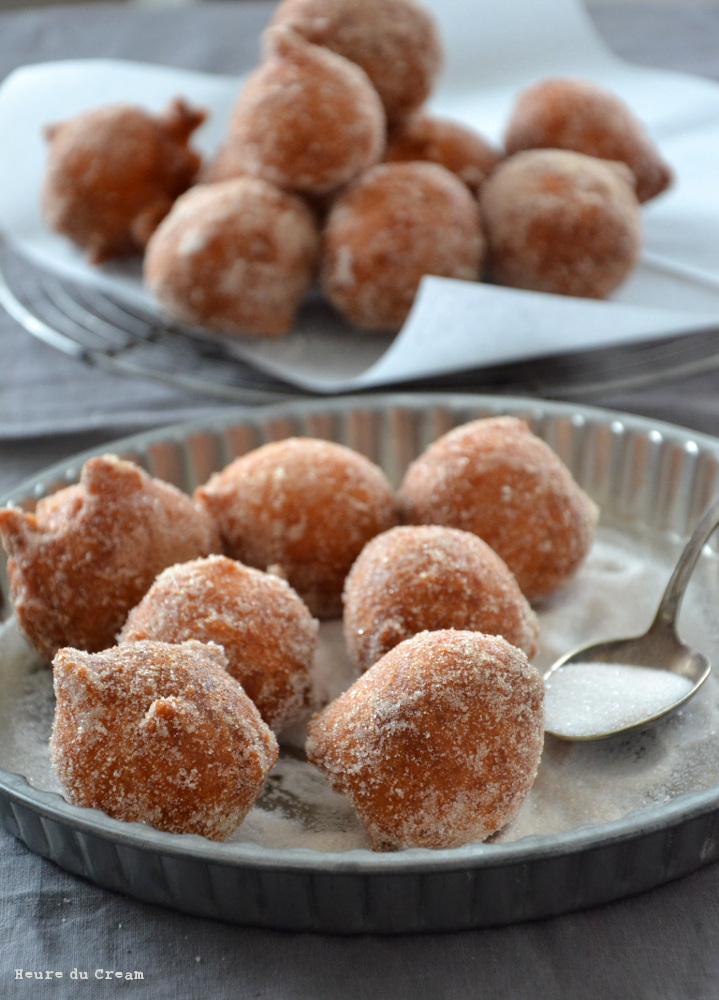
[194,438,398,619]
[144,176,320,337]
[504,76,672,203]
[343,525,539,671]
[480,149,642,299]
[217,27,385,196]
[306,630,544,850]
[383,112,502,193]
[321,161,484,331]
[50,640,278,840]
[119,555,319,733]
[397,417,598,601]
[42,98,206,263]
[269,0,443,125]
[0,454,221,661]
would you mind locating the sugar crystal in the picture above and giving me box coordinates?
[545,662,694,738]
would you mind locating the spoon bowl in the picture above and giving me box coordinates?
[543,496,719,741]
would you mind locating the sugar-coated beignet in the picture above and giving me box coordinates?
[50,640,278,841]
[343,525,539,671]
[480,149,642,299]
[397,416,598,602]
[384,113,502,193]
[306,630,544,850]
[119,555,319,733]
[42,98,205,264]
[0,455,221,661]
[144,177,319,337]
[219,27,385,196]
[270,0,442,124]
[504,76,672,203]
[195,438,398,619]
[321,161,484,331]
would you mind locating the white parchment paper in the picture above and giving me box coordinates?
[1,0,718,391]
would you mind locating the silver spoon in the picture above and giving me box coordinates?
[543,496,719,741]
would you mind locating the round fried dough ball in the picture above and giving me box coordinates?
[270,0,443,124]
[397,416,598,602]
[321,161,484,331]
[50,640,278,841]
[119,555,319,733]
[383,113,502,193]
[504,76,672,203]
[343,525,539,671]
[194,438,398,619]
[0,454,221,661]
[42,98,205,264]
[306,629,544,850]
[144,177,319,337]
[480,149,642,299]
[220,27,385,196]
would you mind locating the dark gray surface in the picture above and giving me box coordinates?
[2,3,719,996]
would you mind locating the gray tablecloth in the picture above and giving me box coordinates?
[2,3,719,997]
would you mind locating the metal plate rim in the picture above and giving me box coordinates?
[4,390,719,928]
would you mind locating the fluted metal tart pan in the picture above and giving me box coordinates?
[2,393,719,933]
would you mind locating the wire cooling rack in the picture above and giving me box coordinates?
[3,238,719,403]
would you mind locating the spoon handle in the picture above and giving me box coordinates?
[652,495,719,629]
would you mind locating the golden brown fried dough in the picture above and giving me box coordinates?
[42,98,205,263]
[216,27,385,196]
[321,161,484,331]
[397,416,598,601]
[480,148,642,299]
[504,76,672,203]
[269,0,442,125]
[306,629,544,850]
[384,112,502,193]
[195,438,397,619]
[343,524,539,671]
[144,176,320,337]
[0,454,221,660]
[50,640,278,841]
[120,555,319,733]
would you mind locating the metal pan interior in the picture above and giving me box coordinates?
[2,392,719,932]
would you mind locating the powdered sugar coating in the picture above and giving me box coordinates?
[270,0,443,124]
[195,438,398,619]
[321,161,484,331]
[343,525,539,670]
[42,98,206,264]
[480,149,643,299]
[384,112,502,193]
[306,629,544,850]
[217,27,385,196]
[504,76,673,204]
[50,640,278,841]
[119,555,319,734]
[0,454,221,662]
[144,176,320,338]
[397,416,599,602]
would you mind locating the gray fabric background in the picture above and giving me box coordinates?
[2,3,719,996]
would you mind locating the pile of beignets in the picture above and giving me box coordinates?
[41,0,672,339]
[1,416,599,849]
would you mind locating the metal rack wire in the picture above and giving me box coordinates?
[2,238,719,403]
[0,240,299,404]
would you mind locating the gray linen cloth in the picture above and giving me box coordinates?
[2,4,719,998]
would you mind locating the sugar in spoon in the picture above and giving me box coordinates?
[543,496,719,741]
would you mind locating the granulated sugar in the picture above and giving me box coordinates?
[544,663,694,739]
[0,623,59,794]
[3,524,719,852]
